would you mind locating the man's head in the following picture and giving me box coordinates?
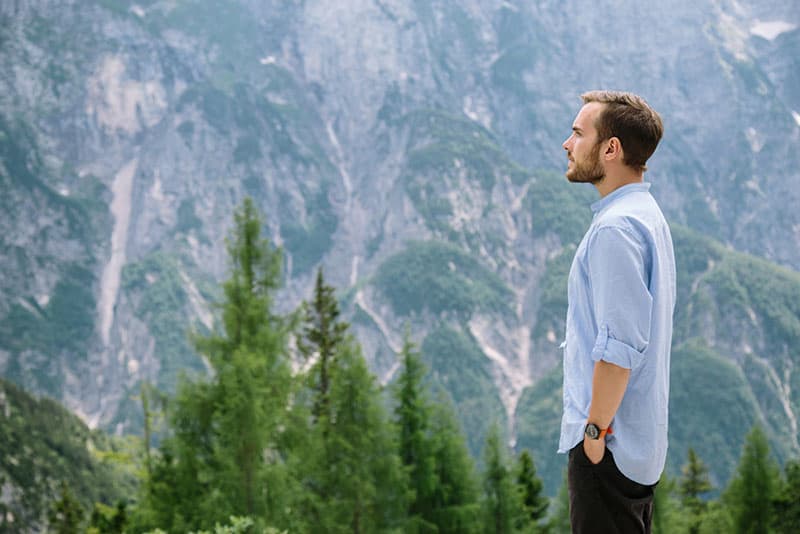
[562,91,663,185]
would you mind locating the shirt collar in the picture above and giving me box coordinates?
[590,182,651,214]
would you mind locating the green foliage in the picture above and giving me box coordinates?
[1,263,96,394]
[297,267,350,421]
[668,340,761,492]
[137,198,294,531]
[421,325,505,456]
[482,424,524,533]
[291,268,407,532]
[680,448,714,534]
[524,171,594,245]
[725,425,780,534]
[280,186,338,275]
[515,450,548,532]
[375,240,512,318]
[48,482,84,534]
[176,198,203,233]
[394,332,481,532]
[0,379,136,532]
[87,501,127,534]
[514,364,565,496]
[532,246,572,342]
[545,470,570,534]
[294,340,408,533]
[121,252,204,389]
[773,460,800,534]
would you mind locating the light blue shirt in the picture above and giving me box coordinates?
[558,182,676,485]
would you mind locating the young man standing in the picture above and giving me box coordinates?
[558,91,676,534]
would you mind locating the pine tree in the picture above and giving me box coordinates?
[725,425,780,534]
[546,469,570,534]
[515,450,548,533]
[482,423,523,534]
[48,482,84,534]
[394,331,439,533]
[679,447,713,534]
[428,393,481,534]
[292,270,407,533]
[297,267,349,422]
[138,198,294,531]
[393,332,481,533]
[773,459,800,534]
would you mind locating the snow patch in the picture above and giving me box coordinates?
[35,293,50,308]
[98,158,137,346]
[259,55,277,65]
[127,358,139,375]
[58,185,70,196]
[792,110,800,127]
[130,4,145,18]
[750,20,797,41]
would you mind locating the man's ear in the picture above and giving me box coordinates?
[604,137,622,161]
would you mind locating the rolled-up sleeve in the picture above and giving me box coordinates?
[587,225,653,370]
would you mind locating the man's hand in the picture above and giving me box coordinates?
[583,437,605,465]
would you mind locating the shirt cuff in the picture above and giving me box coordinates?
[590,324,646,370]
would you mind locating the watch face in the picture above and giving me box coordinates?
[585,424,599,439]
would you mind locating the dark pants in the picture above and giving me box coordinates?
[568,442,655,534]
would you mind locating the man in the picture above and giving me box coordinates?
[558,91,676,534]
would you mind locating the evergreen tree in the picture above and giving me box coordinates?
[482,423,523,534]
[297,267,349,422]
[393,332,481,533]
[87,501,127,534]
[428,393,481,534]
[138,198,294,532]
[679,447,713,534]
[48,482,84,534]
[394,331,439,533]
[652,472,687,534]
[515,450,548,533]
[291,269,407,533]
[546,469,570,534]
[725,425,780,534]
[773,459,800,534]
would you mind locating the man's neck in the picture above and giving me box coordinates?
[594,172,644,198]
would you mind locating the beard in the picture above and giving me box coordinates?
[566,142,605,184]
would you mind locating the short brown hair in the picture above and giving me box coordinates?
[581,91,663,172]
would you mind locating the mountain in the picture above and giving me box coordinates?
[0,378,137,532]
[0,0,798,496]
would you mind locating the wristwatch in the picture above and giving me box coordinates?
[584,423,613,440]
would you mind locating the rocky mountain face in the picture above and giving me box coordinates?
[1,0,798,493]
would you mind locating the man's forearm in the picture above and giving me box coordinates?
[588,359,631,429]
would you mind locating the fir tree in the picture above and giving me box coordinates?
[428,393,481,534]
[725,425,779,534]
[679,447,713,534]
[48,482,84,534]
[482,424,523,534]
[138,198,294,531]
[297,267,349,422]
[292,270,406,533]
[515,450,548,533]
[393,332,482,533]
[546,469,570,534]
[773,459,800,534]
[394,331,439,533]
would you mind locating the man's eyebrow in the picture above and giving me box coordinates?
[572,126,583,133]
